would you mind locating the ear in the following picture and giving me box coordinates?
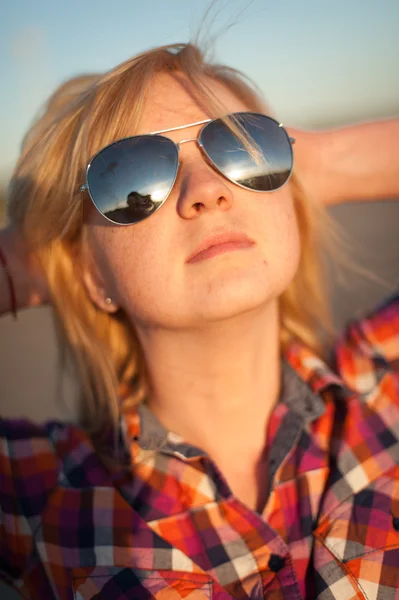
[81,249,119,314]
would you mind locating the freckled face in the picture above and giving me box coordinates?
[83,74,301,329]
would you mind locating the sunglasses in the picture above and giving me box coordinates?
[81,112,295,225]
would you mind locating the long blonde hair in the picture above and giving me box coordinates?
[7,43,337,439]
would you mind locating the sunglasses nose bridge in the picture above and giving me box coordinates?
[176,137,219,175]
[176,137,209,168]
[177,136,226,182]
[176,137,201,150]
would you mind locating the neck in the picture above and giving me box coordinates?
[137,300,281,464]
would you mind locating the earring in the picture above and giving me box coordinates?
[105,297,113,305]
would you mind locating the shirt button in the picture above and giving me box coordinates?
[268,554,286,572]
[393,516,399,531]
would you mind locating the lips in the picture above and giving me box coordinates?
[187,231,255,263]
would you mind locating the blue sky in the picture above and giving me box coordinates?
[1,0,398,181]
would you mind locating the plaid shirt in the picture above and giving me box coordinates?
[1,294,399,599]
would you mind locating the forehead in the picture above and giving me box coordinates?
[135,73,251,135]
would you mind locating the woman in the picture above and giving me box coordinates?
[0,43,398,599]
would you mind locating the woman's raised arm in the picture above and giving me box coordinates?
[289,117,399,206]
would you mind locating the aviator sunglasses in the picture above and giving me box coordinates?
[81,112,295,225]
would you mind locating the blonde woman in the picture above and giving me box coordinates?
[0,43,398,599]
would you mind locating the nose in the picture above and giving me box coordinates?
[176,144,234,219]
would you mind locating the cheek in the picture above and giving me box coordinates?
[278,206,301,267]
[259,193,301,286]
[90,223,176,322]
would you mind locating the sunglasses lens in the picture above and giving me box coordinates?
[200,113,293,192]
[86,135,178,224]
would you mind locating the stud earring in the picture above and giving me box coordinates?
[105,297,113,305]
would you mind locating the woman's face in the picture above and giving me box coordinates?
[83,74,301,330]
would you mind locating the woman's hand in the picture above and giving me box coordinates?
[287,118,399,206]
[0,226,49,317]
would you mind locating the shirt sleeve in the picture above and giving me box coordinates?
[0,419,59,586]
[334,292,399,391]
[355,292,399,365]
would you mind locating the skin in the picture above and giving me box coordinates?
[83,73,302,512]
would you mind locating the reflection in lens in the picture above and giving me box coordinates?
[87,135,178,224]
[200,113,293,192]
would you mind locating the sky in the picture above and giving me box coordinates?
[1,0,398,182]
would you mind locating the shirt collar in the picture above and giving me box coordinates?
[284,339,349,395]
[280,359,326,422]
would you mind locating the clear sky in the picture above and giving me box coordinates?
[1,0,398,181]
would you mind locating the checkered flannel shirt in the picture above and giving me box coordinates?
[1,293,399,599]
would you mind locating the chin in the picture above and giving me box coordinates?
[189,251,301,324]
[192,272,280,323]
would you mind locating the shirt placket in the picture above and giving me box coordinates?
[134,424,307,599]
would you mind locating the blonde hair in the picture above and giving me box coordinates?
[7,43,338,441]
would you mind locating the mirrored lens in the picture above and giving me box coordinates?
[87,135,178,224]
[200,113,293,192]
